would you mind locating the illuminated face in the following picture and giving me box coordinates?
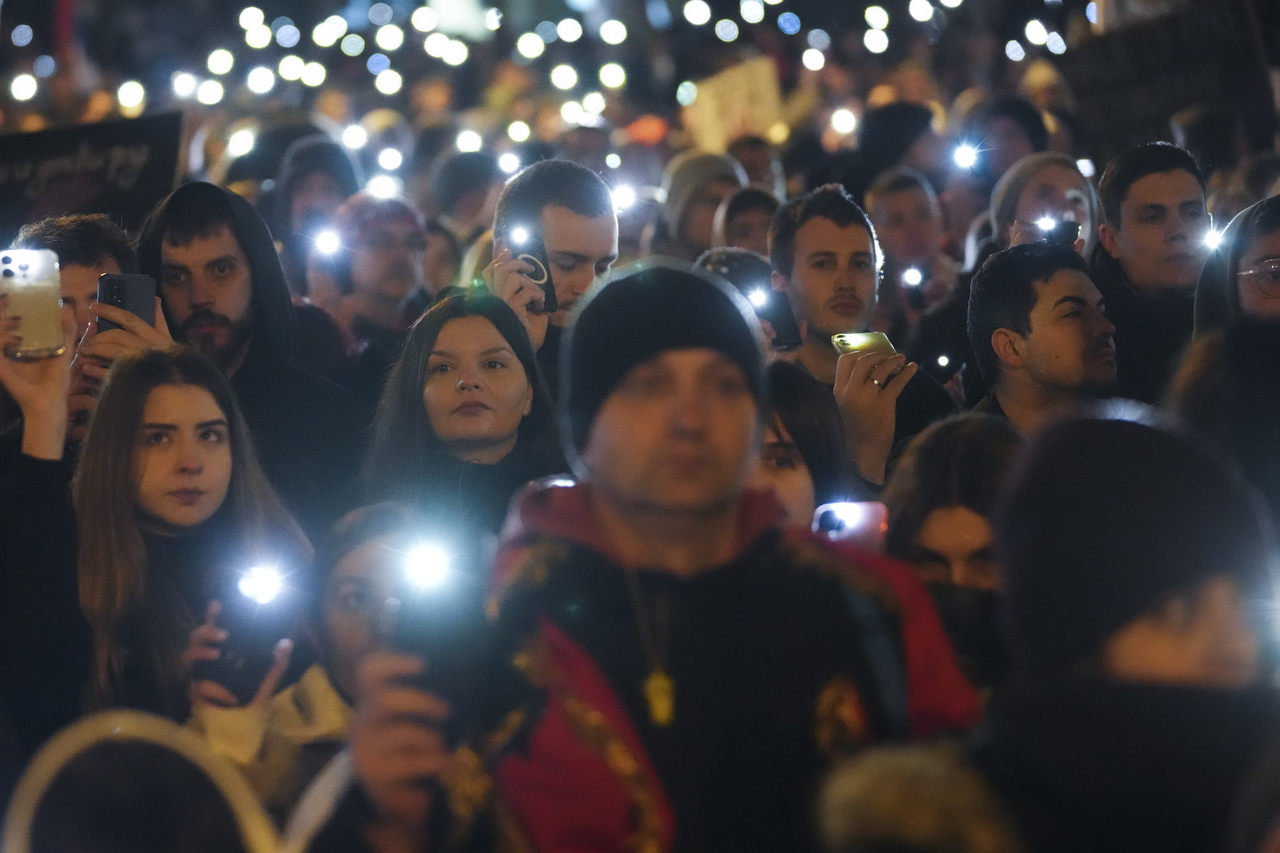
[159,226,254,369]
[871,187,943,269]
[778,217,878,337]
[1104,576,1259,688]
[323,535,399,700]
[134,384,233,530]
[582,349,760,516]
[1101,170,1210,295]
[1007,164,1092,252]
[1009,269,1117,395]
[748,419,816,528]
[351,218,426,304]
[908,506,999,590]
[540,204,619,325]
[421,315,533,463]
[1234,227,1280,320]
[61,256,122,345]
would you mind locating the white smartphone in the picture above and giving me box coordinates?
[1,249,64,360]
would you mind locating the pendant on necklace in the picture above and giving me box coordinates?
[644,667,675,727]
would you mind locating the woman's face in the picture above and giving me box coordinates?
[748,420,816,528]
[1008,164,1092,253]
[323,536,399,700]
[421,315,533,463]
[1235,227,1280,319]
[134,384,233,530]
[908,506,999,590]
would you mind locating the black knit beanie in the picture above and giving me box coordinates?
[560,260,765,460]
[995,407,1274,681]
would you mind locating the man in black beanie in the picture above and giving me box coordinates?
[331,261,978,853]
[971,407,1278,853]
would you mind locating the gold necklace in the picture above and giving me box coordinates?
[622,568,675,727]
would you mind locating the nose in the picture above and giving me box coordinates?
[174,435,204,474]
[668,383,710,435]
[456,369,482,391]
[189,274,216,308]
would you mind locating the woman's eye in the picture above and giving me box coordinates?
[430,363,451,374]
[200,428,226,443]
[144,431,169,446]
[766,452,797,470]
[485,359,507,369]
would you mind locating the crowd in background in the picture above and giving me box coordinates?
[4,0,1280,851]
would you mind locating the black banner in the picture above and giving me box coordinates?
[0,112,182,245]
[1058,0,1277,169]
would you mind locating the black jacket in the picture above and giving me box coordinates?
[971,679,1277,853]
[1090,250,1194,404]
[138,182,370,538]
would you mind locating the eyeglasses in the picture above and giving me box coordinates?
[1237,259,1280,298]
[360,231,427,252]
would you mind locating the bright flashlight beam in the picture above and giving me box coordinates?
[238,566,284,604]
[953,145,978,169]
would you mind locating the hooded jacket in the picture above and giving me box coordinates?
[137,182,370,538]
[271,136,362,294]
[476,480,978,853]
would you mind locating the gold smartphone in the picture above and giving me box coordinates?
[831,331,897,357]
[2,249,64,361]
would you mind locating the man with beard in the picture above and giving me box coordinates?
[129,181,368,537]
[769,184,955,487]
[967,243,1116,434]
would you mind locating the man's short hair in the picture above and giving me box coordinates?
[1097,142,1206,228]
[14,214,138,273]
[967,243,1091,386]
[429,151,500,216]
[863,167,938,215]
[492,159,614,243]
[769,183,881,278]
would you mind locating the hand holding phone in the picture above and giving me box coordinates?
[507,229,558,313]
[191,565,298,706]
[96,274,156,333]
[832,331,897,357]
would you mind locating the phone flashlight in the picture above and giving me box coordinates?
[508,225,558,313]
[1204,229,1223,250]
[953,144,978,170]
[748,288,770,308]
[901,267,924,287]
[314,230,340,255]
[192,562,296,705]
[812,501,888,551]
[404,543,451,590]
[612,185,637,211]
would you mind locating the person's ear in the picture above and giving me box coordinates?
[991,328,1025,370]
[1098,223,1121,259]
[770,269,789,293]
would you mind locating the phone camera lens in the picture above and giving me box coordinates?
[1,256,10,265]
[2,270,13,278]
[18,264,28,271]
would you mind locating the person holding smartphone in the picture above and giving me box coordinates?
[0,316,309,757]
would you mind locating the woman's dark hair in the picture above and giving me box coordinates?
[1194,195,1280,333]
[73,347,309,709]
[766,361,854,507]
[881,414,1024,561]
[1166,317,1280,530]
[363,292,560,504]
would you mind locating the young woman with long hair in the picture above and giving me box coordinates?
[363,291,564,568]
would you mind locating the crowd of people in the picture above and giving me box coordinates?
[4,12,1280,850]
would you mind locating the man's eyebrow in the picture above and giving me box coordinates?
[548,250,590,263]
[204,254,240,269]
[803,250,838,260]
[1053,295,1087,308]
[764,439,800,451]
[1135,203,1167,214]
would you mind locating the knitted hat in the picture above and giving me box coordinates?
[662,151,748,237]
[560,260,765,461]
[995,407,1274,681]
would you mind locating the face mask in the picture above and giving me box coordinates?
[926,582,1008,691]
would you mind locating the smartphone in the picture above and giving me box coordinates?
[813,501,888,552]
[831,331,897,357]
[96,274,156,332]
[192,565,298,705]
[390,544,489,745]
[510,232,559,313]
[1037,219,1081,248]
[746,287,803,350]
[1,250,65,360]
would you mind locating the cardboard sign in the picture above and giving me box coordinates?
[1058,0,1277,168]
[0,112,182,245]
[681,57,784,154]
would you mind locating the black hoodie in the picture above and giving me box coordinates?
[137,182,370,538]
